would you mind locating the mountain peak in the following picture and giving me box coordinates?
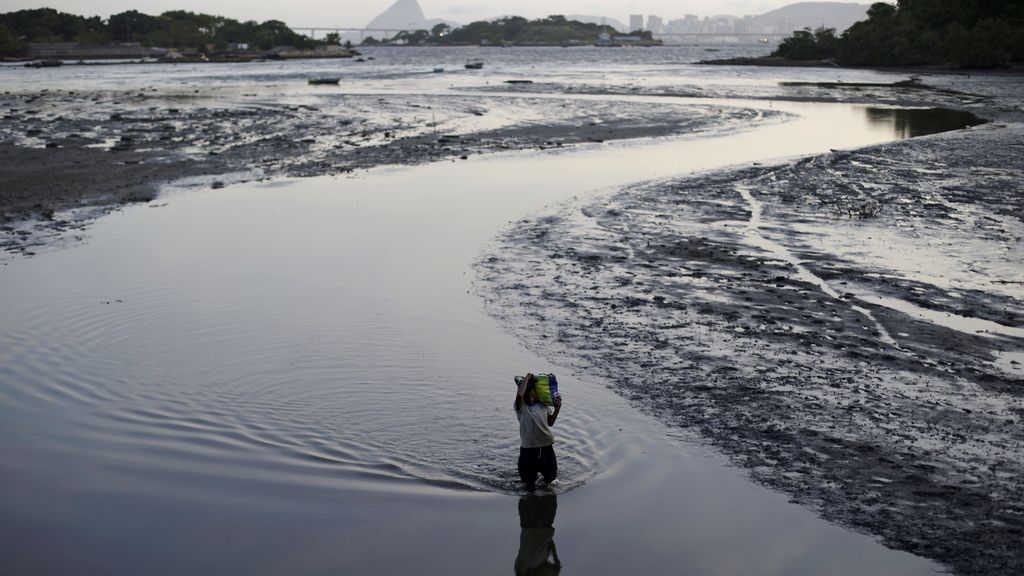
[366,0,427,29]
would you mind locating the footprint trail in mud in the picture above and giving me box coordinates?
[735,182,900,347]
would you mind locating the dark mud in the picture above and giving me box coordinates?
[0,88,772,254]
[476,123,1024,575]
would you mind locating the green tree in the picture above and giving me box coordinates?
[0,23,26,55]
[0,7,323,54]
[109,10,164,42]
[431,23,450,38]
[774,27,838,60]
[440,15,618,45]
[0,8,100,42]
[392,29,429,45]
[813,0,1024,67]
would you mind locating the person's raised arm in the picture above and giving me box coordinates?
[515,373,533,411]
[547,395,562,426]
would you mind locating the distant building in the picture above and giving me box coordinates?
[670,14,700,34]
[736,16,753,34]
[631,2,867,44]
[630,14,644,31]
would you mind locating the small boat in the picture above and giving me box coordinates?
[25,59,63,68]
[464,60,483,70]
[308,77,340,85]
[432,67,444,73]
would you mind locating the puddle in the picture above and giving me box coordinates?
[864,107,987,139]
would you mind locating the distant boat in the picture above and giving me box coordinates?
[25,59,63,68]
[464,60,483,70]
[308,77,340,85]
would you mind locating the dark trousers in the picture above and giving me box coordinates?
[518,445,557,487]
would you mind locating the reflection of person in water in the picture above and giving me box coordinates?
[515,494,561,576]
[514,373,562,491]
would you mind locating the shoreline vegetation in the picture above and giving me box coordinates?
[360,15,660,48]
[0,9,663,64]
[5,2,1021,67]
[0,8,358,64]
[763,1,1023,69]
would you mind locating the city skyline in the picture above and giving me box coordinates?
[1,1,870,29]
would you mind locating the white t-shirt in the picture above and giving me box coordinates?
[516,401,554,448]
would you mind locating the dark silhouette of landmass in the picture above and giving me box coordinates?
[0,8,319,57]
[365,15,638,47]
[772,1,1024,68]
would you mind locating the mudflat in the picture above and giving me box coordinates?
[2,53,1022,576]
[477,75,1024,575]
[0,86,766,252]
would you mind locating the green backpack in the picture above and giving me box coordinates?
[514,373,561,406]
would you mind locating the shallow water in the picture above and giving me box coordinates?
[1,98,943,494]
[0,49,954,574]
[864,107,987,139]
[1,44,915,97]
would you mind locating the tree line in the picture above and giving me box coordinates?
[774,0,1024,68]
[363,15,636,46]
[0,8,318,56]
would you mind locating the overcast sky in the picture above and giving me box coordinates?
[6,1,820,27]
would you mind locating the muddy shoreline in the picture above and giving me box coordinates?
[3,68,1019,254]
[0,86,775,254]
[476,113,1024,575]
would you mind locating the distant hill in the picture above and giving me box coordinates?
[364,0,450,31]
[353,0,454,43]
[759,2,870,33]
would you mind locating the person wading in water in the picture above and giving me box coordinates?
[515,373,563,491]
